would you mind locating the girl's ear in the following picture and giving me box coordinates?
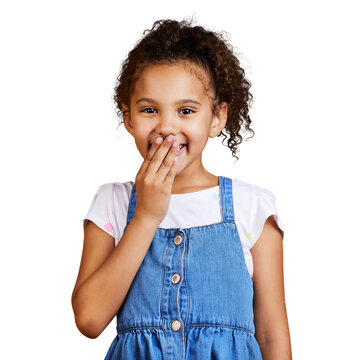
[210,102,228,138]
[122,103,134,135]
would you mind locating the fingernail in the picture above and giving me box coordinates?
[172,141,178,148]
[167,134,174,142]
[155,137,163,144]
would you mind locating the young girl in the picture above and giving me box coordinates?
[72,18,292,359]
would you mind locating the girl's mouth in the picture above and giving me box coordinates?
[176,144,186,156]
[148,141,187,155]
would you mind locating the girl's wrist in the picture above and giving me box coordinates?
[132,210,162,229]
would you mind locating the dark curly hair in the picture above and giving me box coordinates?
[114,17,255,161]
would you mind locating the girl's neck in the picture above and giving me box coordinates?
[170,165,219,194]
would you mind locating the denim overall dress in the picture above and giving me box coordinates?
[104,176,263,359]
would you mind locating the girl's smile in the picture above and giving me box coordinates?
[123,61,227,187]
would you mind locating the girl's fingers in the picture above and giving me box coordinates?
[157,140,178,182]
[146,135,176,175]
[164,154,177,185]
[137,137,164,176]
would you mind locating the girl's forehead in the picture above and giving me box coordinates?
[140,62,209,84]
[132,61,213,100]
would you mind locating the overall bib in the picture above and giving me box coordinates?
[105,176,263,359]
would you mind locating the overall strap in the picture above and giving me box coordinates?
[220,176,235,222]
[126,183,137,227]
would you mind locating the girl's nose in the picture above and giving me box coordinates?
[154,115,178,137]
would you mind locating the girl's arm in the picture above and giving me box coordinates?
[72,135,178,339]
[251,215,292,359]
[71,214,160,339]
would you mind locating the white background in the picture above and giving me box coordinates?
[1,0,359,358]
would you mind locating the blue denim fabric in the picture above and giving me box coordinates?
[105,176,263,359]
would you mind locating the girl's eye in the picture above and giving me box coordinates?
[141,108,157,114]
[180,108,195,115]
[140,108,195,115]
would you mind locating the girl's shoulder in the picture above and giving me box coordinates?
[113,180,135,196]
[232,177,277,202]
[95,180,134,200]
[83,181,134,243]
[231,177,284,247]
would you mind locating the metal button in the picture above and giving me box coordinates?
[174,235,182,246]
[170,319,181,332]
[171,273,181,285]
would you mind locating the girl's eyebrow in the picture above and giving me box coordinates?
[135,97,201,106]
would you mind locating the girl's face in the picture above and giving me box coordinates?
[124,61,227,177]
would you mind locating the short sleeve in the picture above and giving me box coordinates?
[249,187,284,249]
[83,183,116,239]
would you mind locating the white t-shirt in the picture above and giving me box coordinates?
[83,178,284,279]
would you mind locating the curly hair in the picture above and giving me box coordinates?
[114,17,255,161]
